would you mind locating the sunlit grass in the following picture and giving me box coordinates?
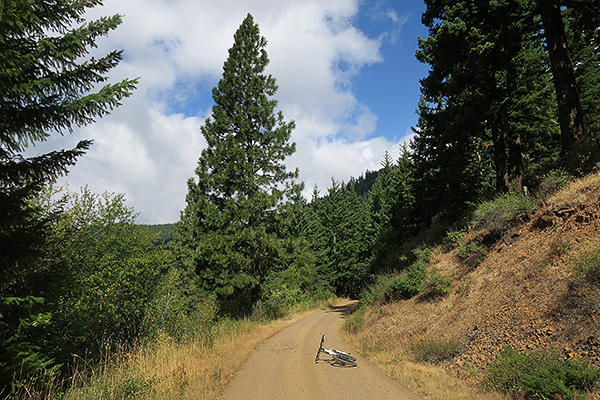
[343,309,504,400]
[10,298,337,400]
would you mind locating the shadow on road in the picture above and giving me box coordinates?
[317,357,358,368]
[324,300,359,317]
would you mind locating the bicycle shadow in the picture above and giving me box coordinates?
[316,356,358,368]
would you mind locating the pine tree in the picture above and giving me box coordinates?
[309,180,373,298]
[369,146,416,272]
[0,0,137,392]
[173,14,303,316]
[413,0,559,221]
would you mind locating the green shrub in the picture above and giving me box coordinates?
[420,267,452,298]
[457,240,488,267]
[411,338,462,363]
[359,248,432,306]
[342,308,365,334]
[472,192,535,235]
[143,268,218,343]
[386,249,431,301]
[446,230,465,249]
[359,274,393,306]
[387,262,427,301]
[572,245,600,284]
[486,346,600,400]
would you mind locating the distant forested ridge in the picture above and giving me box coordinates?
[347,169,379,201]
[143,223,177,243]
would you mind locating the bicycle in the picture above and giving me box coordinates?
[314,334,357,367]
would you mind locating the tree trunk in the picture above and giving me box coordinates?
[508,133,523,191]
[539,1,585,156]
[506,71,523,191]
[491,116,510,193]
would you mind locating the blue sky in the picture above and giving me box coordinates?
[159,0,430,142]
[353,0,428,143]
[26,0,431,223]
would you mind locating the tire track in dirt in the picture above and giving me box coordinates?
[220,300,424,399]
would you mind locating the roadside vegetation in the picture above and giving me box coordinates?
[12,298,336,400]
[2,1,600,399]
[342,171,600,399]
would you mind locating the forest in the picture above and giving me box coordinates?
[1,0,599,396]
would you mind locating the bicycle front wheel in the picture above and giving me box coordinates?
[332,350,356,361]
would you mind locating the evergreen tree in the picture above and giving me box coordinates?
[309,180,374,298]
[369,146,416,271]
[535,0,595,158]
[173,14,303,316]
[0,0,136,392]
[413,0,558,222]
[346,169,379,202]
[562,3,600,172]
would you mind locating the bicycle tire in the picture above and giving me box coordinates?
[333,354,357,367]
[332,350,356,362]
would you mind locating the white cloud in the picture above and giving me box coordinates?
[25,0,414,223]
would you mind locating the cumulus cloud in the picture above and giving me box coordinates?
[25,0,414,223]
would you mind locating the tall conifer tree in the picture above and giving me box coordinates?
[0,0,137,391]
[173,14,303,316]
[414,0,559,221]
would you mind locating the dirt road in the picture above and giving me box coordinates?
[221,300,424,400]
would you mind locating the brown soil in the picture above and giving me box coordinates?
[220,300,425,400]
[351,171,600,397]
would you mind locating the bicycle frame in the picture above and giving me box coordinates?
[315,334,357,367]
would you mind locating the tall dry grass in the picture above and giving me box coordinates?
[340,171,600,400]
[8,298,337,400]
[543,170,600,210]
[342,314,504,400]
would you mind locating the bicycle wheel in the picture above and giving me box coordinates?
[332,350,356,362]
[333,353,357,366]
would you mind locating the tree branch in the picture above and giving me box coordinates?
[560,0,600,11]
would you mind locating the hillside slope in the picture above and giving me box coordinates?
[346,171,600,398]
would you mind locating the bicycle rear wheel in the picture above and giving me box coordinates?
[333,353,357,367]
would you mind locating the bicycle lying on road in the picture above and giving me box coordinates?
[315,334,357,367]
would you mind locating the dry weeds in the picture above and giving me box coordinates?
[55,300,336,400]
[344,171,600,400]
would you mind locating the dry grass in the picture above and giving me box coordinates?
[344,306,504,400]
[71,307,331,400]
[12,299,337,400]
[343,171,600,400]
[543,170,600,210]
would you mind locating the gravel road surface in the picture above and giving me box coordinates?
[221,300,425,400]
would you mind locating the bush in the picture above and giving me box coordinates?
[359,248,431,306]
[419,267,452,298]
[411,338,462,363]
[457,240,488,267]
[342,308,366,334]
[387,249,431,301]
[387,262,427,301]
[486,346,600,400]
[143,268,218,343]
[447,230,465,248]
[572,245,600,285]
[472,192,535,235]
